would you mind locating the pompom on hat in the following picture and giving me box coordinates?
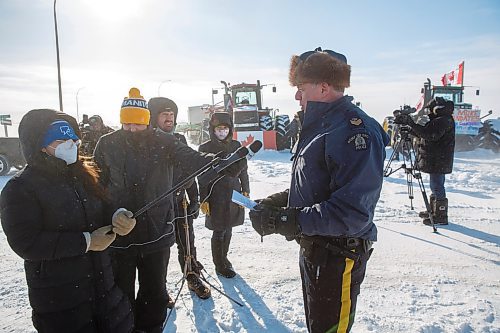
[120,87,150,125]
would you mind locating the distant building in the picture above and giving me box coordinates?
[188,105,210,124]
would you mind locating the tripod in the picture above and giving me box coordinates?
[163,194,244,329]
[384,125,438,233]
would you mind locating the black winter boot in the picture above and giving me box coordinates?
[222,232,234,270]
[419,195,435,219]
[433,198,449,225]
[424,198,448,225]
[211,238,236,278]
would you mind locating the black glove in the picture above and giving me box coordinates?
[249,204,300,238]
[257,190,289,207]
[394,114,412,125]
[188,201,200,218]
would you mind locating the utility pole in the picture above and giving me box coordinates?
[76,87,85,123]
[54,0,63,111]
[158,80,172,96]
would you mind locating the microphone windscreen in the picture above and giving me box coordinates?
[249,140,263,154]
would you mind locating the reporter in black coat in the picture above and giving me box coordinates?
[198,112,250,278]
[0,109,135,333]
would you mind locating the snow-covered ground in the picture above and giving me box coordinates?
[1,148,499,333]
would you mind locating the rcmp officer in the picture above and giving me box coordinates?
[249,47,389,332]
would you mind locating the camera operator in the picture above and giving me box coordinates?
[80,115,114,156]
[394,97,455,225]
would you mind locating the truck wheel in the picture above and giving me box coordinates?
[275,115,291,150]
[0,155,10,176]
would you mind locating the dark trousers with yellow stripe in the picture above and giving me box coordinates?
[299,239,372,333]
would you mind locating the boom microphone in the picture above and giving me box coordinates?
[213,145,249,173]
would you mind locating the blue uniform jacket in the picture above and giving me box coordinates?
[289,96,389,241]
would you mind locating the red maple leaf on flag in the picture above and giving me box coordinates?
[241,134,255,147]
[449,70,455,82]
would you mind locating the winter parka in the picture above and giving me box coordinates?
[410,110,455,174]
[198,113,250,231]
[0,109,133,333]
[289,97,389,241]
[94,129,213,253]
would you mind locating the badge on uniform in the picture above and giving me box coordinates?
[350,118,363,126]
[347,133,369,150]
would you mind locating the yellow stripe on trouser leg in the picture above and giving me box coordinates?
[327,256,355,333]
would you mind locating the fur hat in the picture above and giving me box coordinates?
[427,97,455,116]
[120,87,150,125]
[289,48,351,91]
[148,97,178,128]
[88,115,103,126]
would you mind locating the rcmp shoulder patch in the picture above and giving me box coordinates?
[350,118,363,126]
[347,133,369,150]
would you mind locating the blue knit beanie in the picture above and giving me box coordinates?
[41,120,80,148]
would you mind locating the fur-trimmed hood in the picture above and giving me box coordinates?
[289,51,351,91]
[209,112,233,143]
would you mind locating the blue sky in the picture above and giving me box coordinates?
[1,0,499,130]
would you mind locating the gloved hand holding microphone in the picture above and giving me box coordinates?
[111,208,137,236]
[87,208,136,251]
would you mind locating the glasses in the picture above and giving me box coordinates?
[299,47,347,64]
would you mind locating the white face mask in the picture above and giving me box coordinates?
[214,128,230,140]
[49,140,79,165]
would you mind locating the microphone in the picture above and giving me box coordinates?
[247,140,262,160]
[199,140,263,187]
[213,145,249,173]
[216,140,262,171]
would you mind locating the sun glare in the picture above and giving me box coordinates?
[82,0,144,23]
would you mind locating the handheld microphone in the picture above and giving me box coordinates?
[247,140,262,160]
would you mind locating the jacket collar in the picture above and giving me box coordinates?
[302,95,353,132]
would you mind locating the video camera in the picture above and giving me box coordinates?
[393,105,417,133]
[393,105,416,118]
[79,114,90,131]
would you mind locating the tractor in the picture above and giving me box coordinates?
[199,80,295,150]
[383,78,488,152]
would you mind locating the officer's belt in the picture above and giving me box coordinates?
[299,235,372,262]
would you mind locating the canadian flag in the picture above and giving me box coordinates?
[441,61,464,86]
[415,94,424,113]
